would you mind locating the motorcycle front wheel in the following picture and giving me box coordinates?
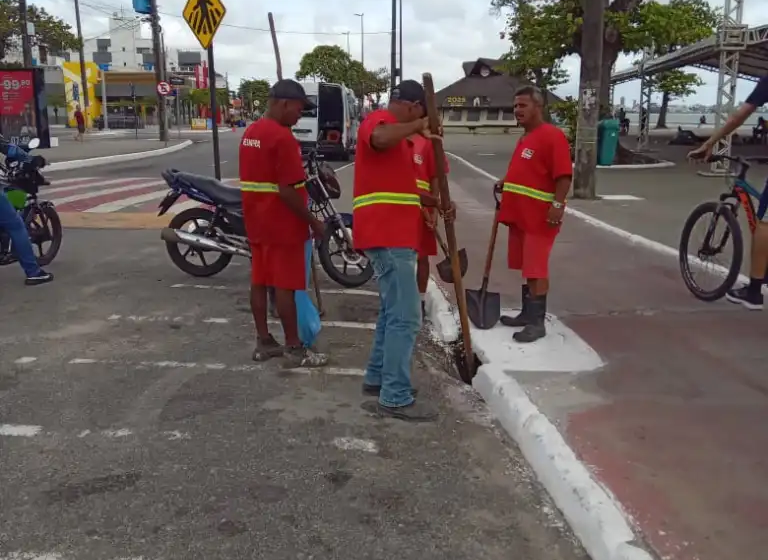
[27,203,62,266]
[165,207,234,277]
[317,221,374,288]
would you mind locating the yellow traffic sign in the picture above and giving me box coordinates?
[183,0,227,50]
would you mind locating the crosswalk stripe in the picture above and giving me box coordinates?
[45,177,151,195]
[85,189,168,213]
[43,176,98,187]
[50,181,165,206]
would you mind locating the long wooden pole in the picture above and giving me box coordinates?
[422,73,474,382]
[267,13,283,81]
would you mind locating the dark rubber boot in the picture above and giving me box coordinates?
[513,295,547,343]
[501,285,531,327]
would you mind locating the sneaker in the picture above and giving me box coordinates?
[726,286,764,310]
[252,334,284,362]
[361,384,419,398]
[285,346,328,368]
[361,399,437,422]
[25,270,53,286]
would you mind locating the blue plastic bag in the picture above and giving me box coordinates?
[296,239,321,347]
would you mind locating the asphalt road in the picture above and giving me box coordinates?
[0,141,587,558]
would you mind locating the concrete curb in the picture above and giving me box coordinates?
[46,140,194,172]
[423,282,653,560]
[595,160,675,170]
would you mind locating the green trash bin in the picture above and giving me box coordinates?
[597,119,620,166]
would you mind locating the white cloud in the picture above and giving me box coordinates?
[33,0,767,104]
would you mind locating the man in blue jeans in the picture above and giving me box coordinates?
[0,141,54,285]
[352,80,452,422]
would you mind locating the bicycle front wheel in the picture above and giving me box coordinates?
[679,201,743,301]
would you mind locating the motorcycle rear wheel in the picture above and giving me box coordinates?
[165,207,234,277]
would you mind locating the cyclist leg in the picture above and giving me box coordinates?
[726,183,768,309]
[0,191,51,284]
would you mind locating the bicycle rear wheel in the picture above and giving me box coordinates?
[679,201,743,301]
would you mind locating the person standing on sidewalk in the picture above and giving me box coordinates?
[0,140,54,286]
[495,85,572,343]
[688,74,768,310]
[74,106,85,142]
[239,79,328,367]
[354,80,443,422]
[410,130,449,317]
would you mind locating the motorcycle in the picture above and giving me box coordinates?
[158,150,374,288]
[0,138,63,267]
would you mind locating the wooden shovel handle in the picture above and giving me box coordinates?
[482,212,500,279]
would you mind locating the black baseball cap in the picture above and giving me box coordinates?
[390,79,426,106]
[268,79,316,109]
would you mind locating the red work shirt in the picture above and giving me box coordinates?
[499,123,572,234]
[75,111,84,126]
[239,117,308,246]
[353,109,421,250]
[410,134,449,193]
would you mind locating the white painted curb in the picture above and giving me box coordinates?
[473,365,653,560]
[46,140,193,172]
[445,151,765,293]
[571,160,675,170]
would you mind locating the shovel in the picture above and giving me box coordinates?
[465,194,502,330]
[423,209,468,283]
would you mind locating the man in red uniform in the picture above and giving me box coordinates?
[495,85,572,343]
[239,79,328,367]
[354,80,444,422]
[410,131,448,316]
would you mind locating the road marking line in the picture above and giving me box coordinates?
[335,162,355,172]
[66,358,366,376]
[333,436,378,452]
[85,189,167,213]
[45,177,147,195]
[14,357,37,364]
[0,424,43,437]
[600,194,644,201]
[168,284,378,297]
[102,428,133,438]
[477,152,496,156]
[50,181,164,205]
[106,314,377,330]
[0,552,65,559]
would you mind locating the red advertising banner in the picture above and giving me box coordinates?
[0,69,47,146]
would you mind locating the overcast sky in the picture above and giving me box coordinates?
[35,0,768,105]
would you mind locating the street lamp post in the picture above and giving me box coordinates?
[354,13,364,67]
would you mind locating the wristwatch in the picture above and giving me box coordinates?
[551,201,565,209]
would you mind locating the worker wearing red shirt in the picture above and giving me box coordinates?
[239,79,328,367]
[410,132,449,316]
[354,80,446,422]
[494,85,572,343]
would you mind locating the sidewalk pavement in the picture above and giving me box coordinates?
[424,154,768,560]
[42,137,185,163]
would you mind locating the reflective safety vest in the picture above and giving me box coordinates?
[352,188,422,251]
[240,181,306,193]
[416,179,430,192]
[502,182,555,203]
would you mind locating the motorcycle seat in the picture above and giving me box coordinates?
[175,172,242,206]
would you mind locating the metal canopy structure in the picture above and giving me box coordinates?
[609,0,766,173]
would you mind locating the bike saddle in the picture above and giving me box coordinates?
[175,172,242,206]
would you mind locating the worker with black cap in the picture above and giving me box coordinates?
[239,78,328,368]
[354,79,452,422]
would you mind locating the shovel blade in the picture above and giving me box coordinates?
[435,248,469,284]
[465,288,501,330]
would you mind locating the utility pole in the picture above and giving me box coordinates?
[73,0,90,126]
[19,0,33,67]
[149,0,168,142]
[390,0,397,89]
[354,13,364,107]
[572,0,605,199]
[398,0,403,82]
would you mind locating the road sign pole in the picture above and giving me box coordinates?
[207,46,221,180]
[150,0,168,142]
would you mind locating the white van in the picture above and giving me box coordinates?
[293,82,359,161]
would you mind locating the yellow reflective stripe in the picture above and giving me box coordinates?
[353,192,421,210]
[240,181,305,193]
[503,183,555,202]
[416,179,431,191]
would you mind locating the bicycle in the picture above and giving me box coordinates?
[679,154,768,301]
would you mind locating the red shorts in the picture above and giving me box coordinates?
[418,213,438,258]
[507,226,556,279]
[250,242,306,291]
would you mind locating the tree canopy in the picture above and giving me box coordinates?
[0,0,80,63]
[295,45,390,100]
[237,78,270,110]
[493,0,719,113]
